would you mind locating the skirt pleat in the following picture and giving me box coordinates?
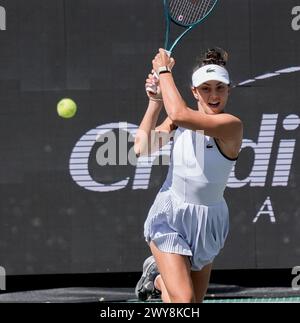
[144,187,229,271]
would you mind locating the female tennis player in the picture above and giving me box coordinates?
[134,48,243,303]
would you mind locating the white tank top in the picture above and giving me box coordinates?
[162,127,237,205]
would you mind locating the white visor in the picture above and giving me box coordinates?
[192,64,230,87]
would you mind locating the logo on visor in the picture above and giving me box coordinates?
[206,68,215,73]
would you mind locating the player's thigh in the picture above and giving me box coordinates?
[191,263,213,303]
[149,241,194,302]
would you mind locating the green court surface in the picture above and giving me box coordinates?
[127,285,300,303]
[127,297,300,303]
[204,297,300,303]
[0,286,299,303]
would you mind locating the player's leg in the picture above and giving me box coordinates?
[150,241,195,303]
[190,263,213,303]
[152,270,171,303]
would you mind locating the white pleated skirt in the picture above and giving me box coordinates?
[144,186,229,271]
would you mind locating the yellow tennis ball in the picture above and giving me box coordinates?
[57,98,77,118]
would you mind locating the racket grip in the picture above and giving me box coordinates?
[146,71,159,94]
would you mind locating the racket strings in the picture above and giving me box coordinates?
[169,0,217,26]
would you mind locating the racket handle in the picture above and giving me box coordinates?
[146,71,159,94]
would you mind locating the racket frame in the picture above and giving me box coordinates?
[146,0,219,94]
[163,0,219,53]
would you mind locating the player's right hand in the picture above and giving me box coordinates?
[145,70,162,101]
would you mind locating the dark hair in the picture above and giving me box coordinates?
[194,47,228,71]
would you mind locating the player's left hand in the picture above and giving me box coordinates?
[152,48,175,75]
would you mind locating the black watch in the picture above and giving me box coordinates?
[158,66,171,75]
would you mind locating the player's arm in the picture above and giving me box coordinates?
[159,72,242,140]
[134,99,162,157]
[134,69,177,157]
[152,49,242,140]
[134,115,177,157]
[153,116,178,152]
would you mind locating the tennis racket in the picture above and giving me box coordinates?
[147,0,219,94]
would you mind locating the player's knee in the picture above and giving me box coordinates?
[169,290,195,303]
[195,295,205,303]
